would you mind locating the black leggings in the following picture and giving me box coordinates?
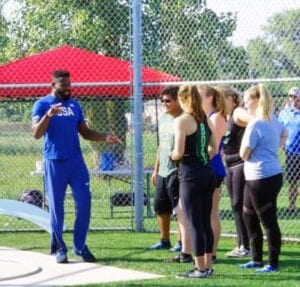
[180,179,214,256]
[225,163,249,249]
[243,173,283,266]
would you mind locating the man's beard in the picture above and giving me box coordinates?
[56,91,71,101]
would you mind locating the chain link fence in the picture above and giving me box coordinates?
[0,0,299,241]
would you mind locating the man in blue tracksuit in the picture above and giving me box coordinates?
[32,70,120,263]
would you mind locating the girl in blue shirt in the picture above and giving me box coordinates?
[239,84,288,273]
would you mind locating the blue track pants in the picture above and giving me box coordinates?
[44,155,91,252]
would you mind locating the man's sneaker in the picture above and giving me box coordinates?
[238,261,263,269]
[206,268,214,277]
[73,245,96,262]
[147,239,171,250]
[176,269,207,279]
[227,246,251,258]
[255,264,279,273]
[167,253,194,263]
[169,241,182,252]
[56,249,68,264]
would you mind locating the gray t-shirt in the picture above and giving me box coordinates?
[242,115,285,180]
[158,113,177,177]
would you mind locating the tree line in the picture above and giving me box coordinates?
[0,0,299,164]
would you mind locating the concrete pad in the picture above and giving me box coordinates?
[0,259,42,281]
[0,247,163,286]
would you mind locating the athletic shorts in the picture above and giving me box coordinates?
[154,173,179,214]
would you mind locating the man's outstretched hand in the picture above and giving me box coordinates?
[106,134,122,144]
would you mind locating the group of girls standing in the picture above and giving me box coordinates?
[170,83,287,279]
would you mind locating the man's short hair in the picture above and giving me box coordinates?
[52,70,70,80]
[160,86,179,100]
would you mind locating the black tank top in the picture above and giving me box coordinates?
[182,120,211,166]
[179,120,215,182]
[223,115,245,167]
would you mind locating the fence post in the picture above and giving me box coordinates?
[132,0,144,231]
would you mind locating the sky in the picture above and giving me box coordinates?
[206,0,300,47]
[2,0,300,48]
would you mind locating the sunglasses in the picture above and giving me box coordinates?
[161,99,172,103]
[289,95,299,99]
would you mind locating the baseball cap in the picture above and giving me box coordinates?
[288,87,300,97]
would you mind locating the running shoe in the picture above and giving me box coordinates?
[166,253,194,263]
[73,245,96,262]
[147,239,171,250]
[169,241,182,252]
[206,268,214,277]
[226,246,240,257]
[176,269,207,279]
[238,261,263,269]
[227,245,251,258]
[255,264,279,273]
[239,245,251,257]
[56,249,68,264]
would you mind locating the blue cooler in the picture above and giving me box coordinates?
[100,151,114,171]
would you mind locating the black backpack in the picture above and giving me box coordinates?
[18,189,43,208]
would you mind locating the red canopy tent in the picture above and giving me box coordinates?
[0,45,180,98]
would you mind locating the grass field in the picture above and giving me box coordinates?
[0,231,299,287]
[0,121,299,239]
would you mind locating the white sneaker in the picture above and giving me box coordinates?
[238,245,251,257]
[226,246,241,257]
[227,245,250,258]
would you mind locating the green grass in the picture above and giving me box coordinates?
[0,231,299,287]
[0,121,299,238]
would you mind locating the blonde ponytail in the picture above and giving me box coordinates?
[246,84,273,120]
[178,85,206,123]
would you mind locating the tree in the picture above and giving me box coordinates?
[1,0,130,167]
[142,0,249,80]
[1,0,249,80]
[0,5,10,63]
[0,0,249,166]
[1,0,130,59]
[247,9,300,94]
